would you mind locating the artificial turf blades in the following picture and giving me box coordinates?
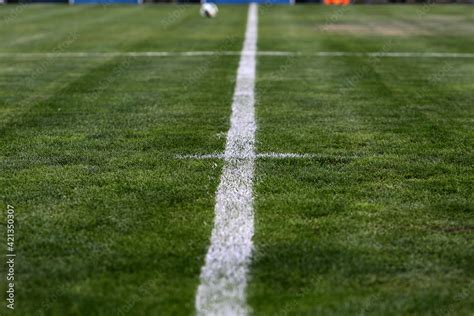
[0,4,473,316]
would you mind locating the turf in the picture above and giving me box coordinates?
[0,5,247,315]
[251,5,474,315]
[0,4,473,316]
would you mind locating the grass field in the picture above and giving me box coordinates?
[0,4,473,315]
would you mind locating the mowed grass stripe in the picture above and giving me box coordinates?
[0,7,139,52]
[258,6,474,53]
[0,5,246,129]
[0,7,149,125]
[0,5,247,53]
[0,4,79,23]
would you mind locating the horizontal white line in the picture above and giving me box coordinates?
[0,51,473,58]
[257,152,320,158]
[177,153,227,159]
[0,51,230,58]
[177,152,322,159]
[306,51,474,58]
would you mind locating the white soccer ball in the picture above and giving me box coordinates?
[200,3,218,18]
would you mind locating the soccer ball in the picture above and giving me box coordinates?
[200,3,218,18]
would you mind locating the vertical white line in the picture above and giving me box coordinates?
[195,4,258,316]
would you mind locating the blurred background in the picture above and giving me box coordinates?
[2,0,474,6]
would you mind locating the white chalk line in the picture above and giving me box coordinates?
[260,51,474,58]
[195,4,258,316]
[177,152,320,160]
[1,51,473,58]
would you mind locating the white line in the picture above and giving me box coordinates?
[0,51,236,58]
[258,51,474,58]
[256,152,316,159]
[177,152,319,159]
[177,153,227,160]
[1,51,473,58]
[195,4,258,316]
[308,51,474,58]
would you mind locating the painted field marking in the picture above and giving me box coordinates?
[195,4,258,316]
[1,51,473,58]
[177,152,320,160]
[259,51,474,58]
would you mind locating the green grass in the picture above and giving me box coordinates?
[0,5,247,315]
[1,4,473,316]
[251,5,474,315]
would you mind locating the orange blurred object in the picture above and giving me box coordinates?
[324,0,350,5]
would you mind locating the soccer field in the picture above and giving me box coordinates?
[0,4,473,315]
